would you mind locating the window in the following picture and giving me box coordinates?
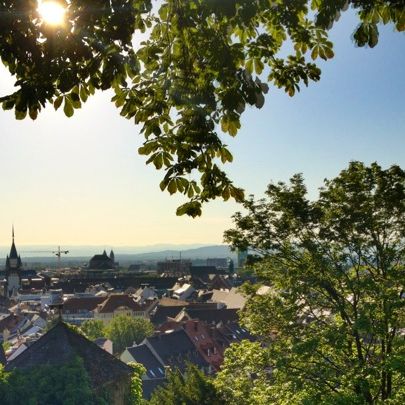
[149,370,156,378]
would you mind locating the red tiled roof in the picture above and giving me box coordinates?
[96,294,145,314]
[63,296,106,313]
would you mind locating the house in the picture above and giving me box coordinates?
[121,329,210,398]
[212,322,256,349]
[143,329,209,373]
[172,283,195,301]
[174,307,239,324]
[133,285,158,303]
[123,329,209,374]
[120,344,167,400]
[159,319,224,371]
[210,287,246,309]
[94,294,156,323]
[149,299,219,327]
[6,322,133,404]
[121,344,165,380]
[62,296,106,325]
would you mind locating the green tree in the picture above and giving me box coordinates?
[222,162,405,403]
[0,1,404,215]
[148,364,224,405]
[105,314,154,354]
[0,357,101,405]
[80,319,106,341]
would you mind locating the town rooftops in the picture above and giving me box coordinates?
[210,287,246,309]
[127,345,165,379]
[145,329,208,372]
[6,322,132,388]
[95,294,146,314]
[63,296,106,313]
[177,307,239,324]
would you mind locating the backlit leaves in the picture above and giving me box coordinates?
[0,1,404,215]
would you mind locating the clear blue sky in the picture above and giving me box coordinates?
[0,11,403,246]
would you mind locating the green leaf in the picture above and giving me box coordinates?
[63,98,74,117]
[79,86,88,103]
[54,96,63,111]
[245,59,254,74]
[29,108,38,120]
[254,58,264,75]
[167,179,177,194]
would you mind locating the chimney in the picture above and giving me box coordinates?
[164,365,171,377]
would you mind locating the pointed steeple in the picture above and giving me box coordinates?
[109,249,115,261]
[9,225,18,259]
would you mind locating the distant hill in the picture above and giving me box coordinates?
[0,244,236,266]
[117,245,237,262]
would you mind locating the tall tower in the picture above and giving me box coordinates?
[5,226,22,296]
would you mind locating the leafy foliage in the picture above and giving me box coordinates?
[0,357,101,405]
[215,341,272,405]
[223,162,405,403]
[128,362,146,405]
[148,364,224,405]
[1,2,404,215]
[105,314,154,354]
[80,319,106,341]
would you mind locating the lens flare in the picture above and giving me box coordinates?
[38,1,66,25]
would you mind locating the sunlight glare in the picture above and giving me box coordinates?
[38,1,66,25]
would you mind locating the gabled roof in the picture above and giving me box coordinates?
[180,308,239,324]
[150,305,187,326]
[146,329,208,372]
[6,322,132,387]
[96,294,145,314]
[225,322,254,341]
[158,297,189,307]
[127,345,165,379]
[210,288,246,309]
[63,296,106,313]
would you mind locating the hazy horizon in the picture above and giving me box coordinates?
[0,242,229,258]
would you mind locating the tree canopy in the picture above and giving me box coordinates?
[105,314,154,354]
[148,364,224,405]
[0,1,404,215]
[80,319,106,341]
[222,162,405,403]
[0,358,101,405]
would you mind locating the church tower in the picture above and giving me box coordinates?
[5,226,22,296]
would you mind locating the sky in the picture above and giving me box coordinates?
[0,10,404,248]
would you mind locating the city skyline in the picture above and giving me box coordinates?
[0,11,404,246]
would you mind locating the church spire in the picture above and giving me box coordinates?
[10,226,18,259]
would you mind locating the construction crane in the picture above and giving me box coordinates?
[52,246,69,270]
[23,246,69,270]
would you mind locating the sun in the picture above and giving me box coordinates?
[38,1,66,25]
